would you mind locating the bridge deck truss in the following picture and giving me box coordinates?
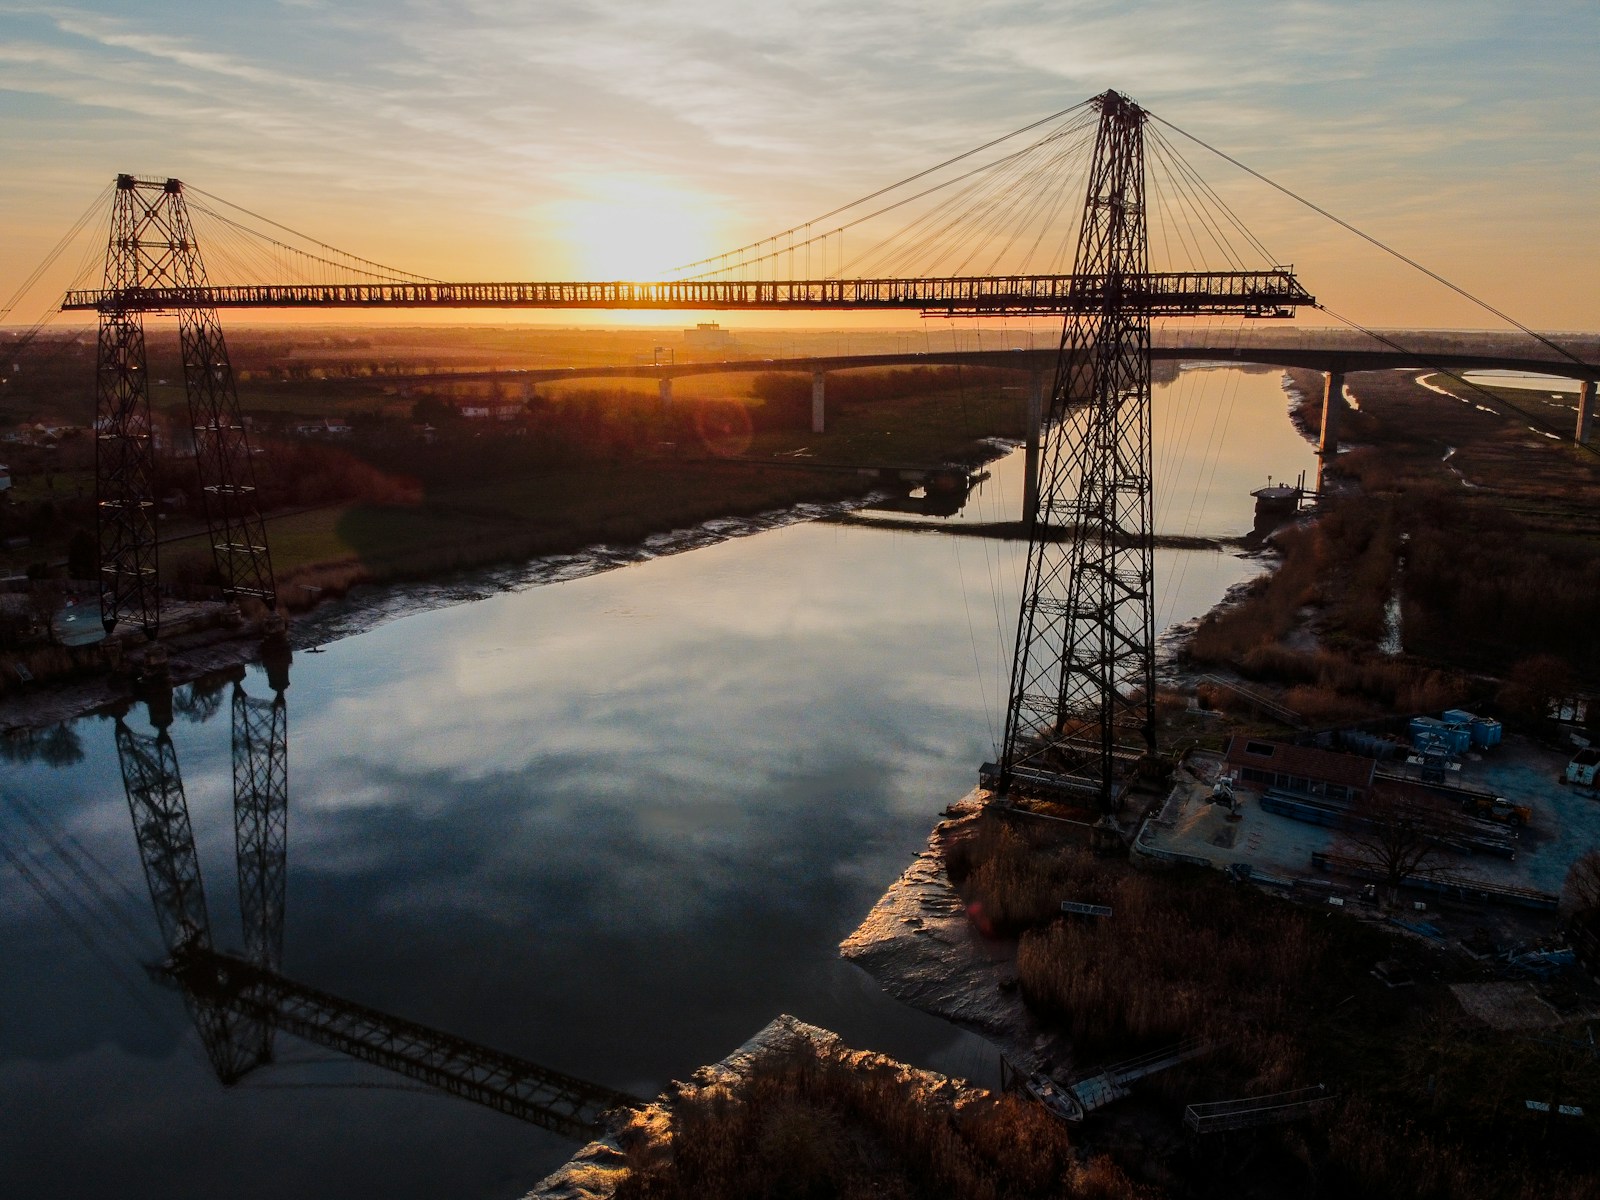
[64,270,1313,317]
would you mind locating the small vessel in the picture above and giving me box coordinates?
[1024,1071,1085,1122]
[1251,469,1309,520]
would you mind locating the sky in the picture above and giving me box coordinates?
[2,0,1598,332]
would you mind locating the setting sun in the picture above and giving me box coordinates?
[539,175,725,279]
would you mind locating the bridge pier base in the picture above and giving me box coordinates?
[1317,370,1344,491]
[1577,379,1595,445]
[658,377,672,411]
[811,371,826,434]
[1023,371,1044,524]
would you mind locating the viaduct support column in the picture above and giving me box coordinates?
[1023,371,1044,525]
[1576,379,1595,445]
[1317,370,1344,492]
[811,371,826,435]
[658,377,672,411]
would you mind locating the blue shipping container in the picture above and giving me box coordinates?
[1411,717,1469,756]
[1470,717,1502,749]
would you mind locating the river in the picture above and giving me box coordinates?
[0,365,1315,1199]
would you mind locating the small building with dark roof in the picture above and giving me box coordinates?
[1224,736,1375,805]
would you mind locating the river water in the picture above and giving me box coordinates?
[1,366,1315,1199]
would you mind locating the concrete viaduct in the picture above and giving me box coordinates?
[362,345,1599,516]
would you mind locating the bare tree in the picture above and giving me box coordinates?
[26,579,65,646]
[1498,653,1576,726]
[1562,850,1600,918]
[1338,787,1461,900]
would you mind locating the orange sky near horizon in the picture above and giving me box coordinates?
[4,3,1598,339]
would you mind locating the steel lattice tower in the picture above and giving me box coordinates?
[95,183,161,636]
[95,176,276,637]
[999,91,1156,810]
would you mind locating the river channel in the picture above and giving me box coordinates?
[1,365,1316,1199]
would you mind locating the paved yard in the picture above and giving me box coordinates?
[1142,736,1600,901]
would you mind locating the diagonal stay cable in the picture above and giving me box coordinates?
[0,182,114,325]
[0,834,186,1041]
[187,186,439,283]
[1149,112,1599,376]
[189,200,427,285]
[691,117,1095,281]
[1316,302,1599,459]
[669,100,1093,275]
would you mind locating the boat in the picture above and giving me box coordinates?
[1024,1071,1085,1122]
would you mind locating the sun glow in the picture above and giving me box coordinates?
[539,176,725,280]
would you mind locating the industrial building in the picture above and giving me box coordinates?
[1224,736,1376,805]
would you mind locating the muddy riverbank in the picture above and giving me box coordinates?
[0,493,887,736]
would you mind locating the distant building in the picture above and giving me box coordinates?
[294,417,352,436]
[90,414,187,455]
[683,322,733,351]
[1224,736,1375,805]
[458,401,521,421]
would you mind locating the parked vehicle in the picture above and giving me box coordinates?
[1459,794,1531,828]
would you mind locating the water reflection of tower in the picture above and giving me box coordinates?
[234,636,290,985]
[113,641,637,1137]
[114,640,290,1082]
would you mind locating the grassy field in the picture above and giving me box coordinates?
[1182,364,1600,712]
[2,317,1029,597]
[258,374,1025,605]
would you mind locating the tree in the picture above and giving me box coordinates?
[1338,786,1460,900]
[1498,653,1576,727]
[26,579,65,645]
[410,394,460,427]
[1562,850,1600,919]
[173,671,234,724]
[66,527,96,582]
[0,723,83,767]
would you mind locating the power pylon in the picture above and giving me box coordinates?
[94,176,276,638]
[996,91,1300,810]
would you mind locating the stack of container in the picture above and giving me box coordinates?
[1410,716,1472,757]
[1337,730,1402,760]
[1441,709,1503,750]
